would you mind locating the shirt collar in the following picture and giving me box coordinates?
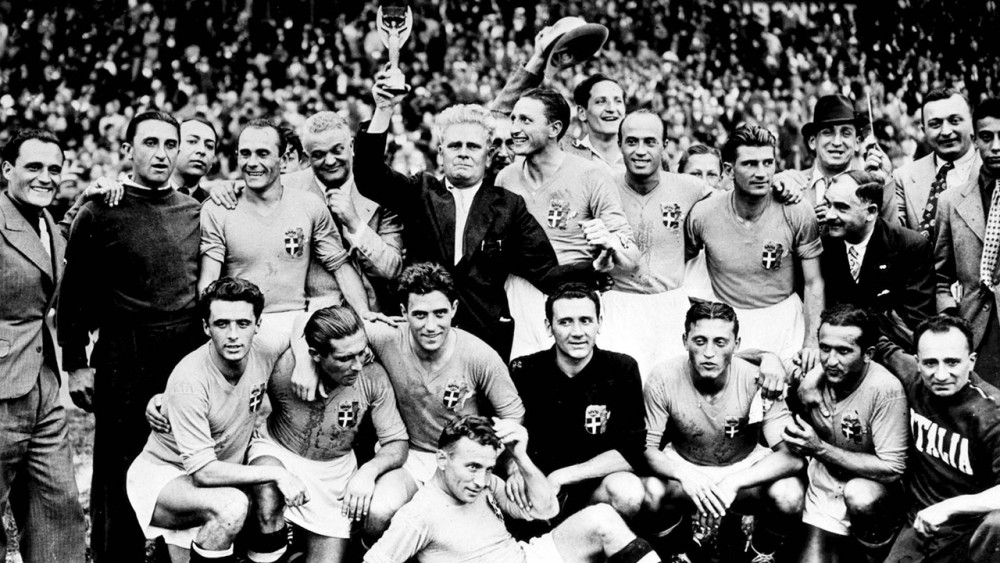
[316,174,355,195]
[574,135,624,166]
[445,178,484,193]
[936,146,976,171]
[845,225,875,251]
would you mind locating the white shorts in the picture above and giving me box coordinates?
[402,449,439,486]
[683,251,717,302]
[803,459,851,536]
[659,443,773,482]
[732,293,805,361]
[247,428,357,539]
[505,275,551,360]
[256,309,304,352]
[520,533,565,563]
[598,287,689,383]
[126,455,199,548]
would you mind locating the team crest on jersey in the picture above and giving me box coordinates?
[284,228,305,258]
[841,411,864,443]
[584,405,611,435]
[337,401,360,429]
[442,380,472,411]
[761,241,784,270]
[724,416,742,438]
[546,199,575,230]
[661,203,682,229]
[248,383,266,413]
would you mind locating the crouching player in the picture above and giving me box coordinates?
[127,277,302,563]
[247,305,409,563]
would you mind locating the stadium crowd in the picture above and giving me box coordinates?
[4,1,1000,563]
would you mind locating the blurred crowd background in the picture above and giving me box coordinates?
[0,0,998,218]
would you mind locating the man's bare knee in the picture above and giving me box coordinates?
[767,476,804,516]
[252,482,285,531]
[594,472,644,518]
[843,478,887,516]
[585,504,636,554]
[206,489,250,535]
[364,469,415,538]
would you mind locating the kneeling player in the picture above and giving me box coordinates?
[642,302,805,561]
[248,305,409,562]
[127,278,304,563]
[365,415,662,563]
[786,305,908,562]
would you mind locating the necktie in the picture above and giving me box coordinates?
[980,181,1000,287]
[848,245,861,282]
[918,161,955,238]
[38,216,51,259]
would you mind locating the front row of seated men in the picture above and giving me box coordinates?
[133,263,1000,563]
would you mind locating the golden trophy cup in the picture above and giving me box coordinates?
[377,2,413,95]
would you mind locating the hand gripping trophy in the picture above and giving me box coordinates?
[377,2,413,95]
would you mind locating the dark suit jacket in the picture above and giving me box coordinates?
[0,192,65,399]
[354,126,577,359]
[822,218,935,350]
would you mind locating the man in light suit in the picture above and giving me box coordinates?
[773,94,896,224]
[896,89,980,240]
[288,111,404,311]
[820,170,935,351]
[0,128,86,562]
[935,97,1000,387]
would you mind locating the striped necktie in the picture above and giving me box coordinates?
[848,245,861,282]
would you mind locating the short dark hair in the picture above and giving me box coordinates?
[921,89,970,125]
[684,301,739,337]
[521,88,571,141]
[973,97,1000,129]
[438,415,501,452]
[617,109,666,145]
[1,128,63,165]
[544,282,601,322]
[678,144,722,174]
[240,118,287,156]
[720,124,776,164]
[914,315,975,354]
[841,170,885,213]
[819,304,878,350]
[125,110,180,145]
[304,305,364,356]
[181,116,219,144]
[200,277,265,322]
[573,73,623,108]
[397,262,457,304]
[281,127,305,159]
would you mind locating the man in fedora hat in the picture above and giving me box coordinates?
[774,94,897,225]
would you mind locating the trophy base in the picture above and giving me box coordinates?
[382,84,411,96]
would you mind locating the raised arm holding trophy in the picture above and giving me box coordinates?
[377,1,412,96]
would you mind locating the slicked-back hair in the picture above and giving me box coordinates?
[521,88,571,141]
[181,116,219,144]
[200,277,265,322]
[819,304,878,350]
[841,170,884,213]
[573,73,624,108]
[914,315,975,355]
[397,262,458,304]
[281,126,305,158]
[125,110,180,145]
[304,305,365,356]
[434,104,496,145]
[678,144,722,174]
[617,109,666,145]
[720,124,776,164]
[438,415,501,452]
[973,97,1000,128]
[685,301,740,337]
[921,88,970,125]
[545,282,601,322]
[240,118,286,156]
[1,128,63,165]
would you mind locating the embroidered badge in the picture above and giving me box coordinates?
[584,405,611,435]
[546,199,575,230]
[841,411,864,443]
[724,416,741,438]
[284,227,305,258]
[661,202,683,229]
[442,380,472,411]
[761,241,784,270]
[248,383,266,413]
[337,401,360,429]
